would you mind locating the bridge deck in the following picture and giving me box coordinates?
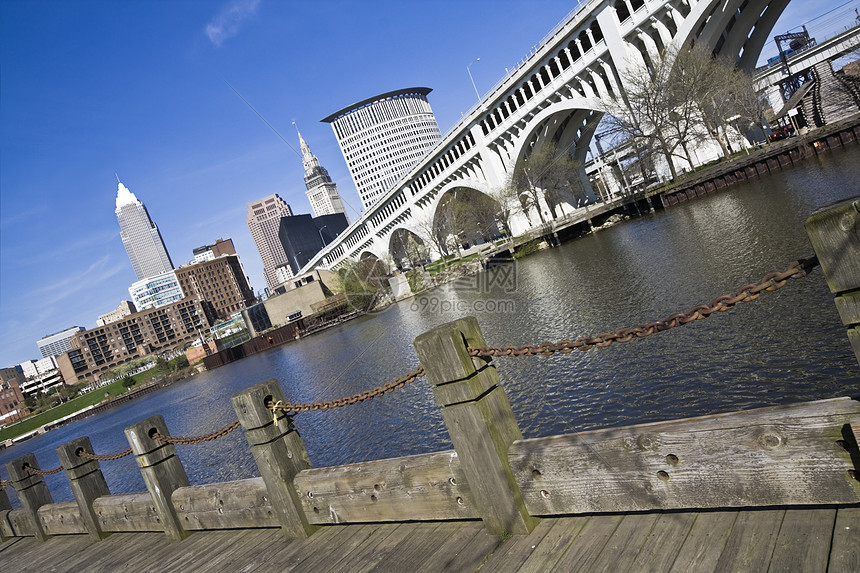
[2,505,857,572]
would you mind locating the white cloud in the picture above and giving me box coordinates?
[205,0,261,47]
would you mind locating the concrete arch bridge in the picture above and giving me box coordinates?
[301,0,792,273]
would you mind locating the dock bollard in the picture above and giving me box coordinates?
[4,453,53,541]
[806,196,860,366]
[57,437,111,540]
[414,316,539,535]
[231,379,317,538]
[0,483,12,541]
[124,416,190,541]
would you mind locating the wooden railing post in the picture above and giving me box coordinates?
[414,316,539,535]
[231,379,317,538]
[124,415,190,541]
[0,484,12,541]
[4,453,52,540]
[56,437,111,540]
[806,196,860,365]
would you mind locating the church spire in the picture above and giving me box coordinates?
[293,122,318,174]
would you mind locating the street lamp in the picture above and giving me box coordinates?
[467,58,481,102]
[318,225,329,246]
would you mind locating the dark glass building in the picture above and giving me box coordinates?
[278,213,349,275]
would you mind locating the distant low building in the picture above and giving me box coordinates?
[37,326,85,359]
[129,271,184,311]
[97,300,137,326]
[57,297,213,384]
[0,367,28,426]
[192,238,237,263]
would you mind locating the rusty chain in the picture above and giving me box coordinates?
[151,420,242,445]
[269,365,426,415]
[469,257,819,358]
[0,258,817,479]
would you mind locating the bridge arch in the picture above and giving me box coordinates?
[388,227,426,270]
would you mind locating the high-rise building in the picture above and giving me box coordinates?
[115,181,174,280]
[37,326,85,359]
[295,126,349,221]
[278,213,349,275]
[97,300,137,326]
[322,87,442,211]
[247,194,293,291]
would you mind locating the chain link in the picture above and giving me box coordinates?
[469,257,819,358]
[25,465,63,476]
[0,479,12,487]
[78,448,134,461]
[151,420,241,445]
[270,365,426,415]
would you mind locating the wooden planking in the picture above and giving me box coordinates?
[768,507,836,572]
[668,511,738,573]
[628,511,698,572]
[172,477,279,530]
[713,509,785,572]
[294,450,479,524]
[37,501,87,536]
[92,492,162,532]
[363,522,445,573]
[479,518,557,573]
[511,517,590,573]
[510,397,860,515]
[416,521,503,573]
[550,514,624,571]
[588,513,660,572]
[829,506,860,573]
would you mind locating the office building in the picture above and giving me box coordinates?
[175,253,255,321]
[115,180,174,280]
[0,367,27,426]
[37,326,85,359]
[322,87,442,210]
[296,126,349,221]
[129,270,184,311]
[247,194,293,291]
[193,238,236,263]
[278,213,349,276]
[97,300,137,326]
[57,297,213,383]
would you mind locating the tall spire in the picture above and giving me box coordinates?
[294,122,313,163]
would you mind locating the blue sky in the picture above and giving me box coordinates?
[0,0,855,368]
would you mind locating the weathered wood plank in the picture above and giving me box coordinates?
[511,398,860,515]
[478,518,557,573]
[713,509,784,572]
[295,450,478,524]
[767,507,835,572]
[628,511,698,572]
[92,492,162,532]
[364,523,444,573]
[550,514,623,571]
[515,517,590,573]
[6,508,35,536]
[417,522,502,573]
[668,510,738,573]
[172,477,279,530]
[829,506,860,573]
[37,501,87,535]
[588,513,659,572]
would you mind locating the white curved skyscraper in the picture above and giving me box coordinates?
[322,87,442,211]
[115,181,174,280]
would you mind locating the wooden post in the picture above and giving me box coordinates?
[414,316,538,535]
[805,197,860,365]
[5,453,53,540]
[0,484,12,542]
[56,437,111,540]
[231,379,317,538]
[124,415,190,541]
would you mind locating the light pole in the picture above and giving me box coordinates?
[467,58,481,102]
[318,225,329,246]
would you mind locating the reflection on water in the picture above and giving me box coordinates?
[2,146,859,507]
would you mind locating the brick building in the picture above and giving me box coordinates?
[0,367,28,426]
[175,254,255,321]
[57,297,213,384]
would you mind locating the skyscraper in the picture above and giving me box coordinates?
[247,193,293,291]
[296,125,349,222]
[321,87,442,211]
[115,181,174,280]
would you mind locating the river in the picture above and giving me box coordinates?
[3,146,859,507]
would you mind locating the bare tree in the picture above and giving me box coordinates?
[511,141,580,223]
[488,183,523,238]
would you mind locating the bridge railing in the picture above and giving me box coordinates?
[1,198,859,542]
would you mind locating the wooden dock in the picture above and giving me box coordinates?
[1,505,858,572]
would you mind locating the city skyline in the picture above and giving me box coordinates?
[0,0,854,367]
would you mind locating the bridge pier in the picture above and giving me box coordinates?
[56,436,111,540]
[414,316,538,536]
[124,416,191,542]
